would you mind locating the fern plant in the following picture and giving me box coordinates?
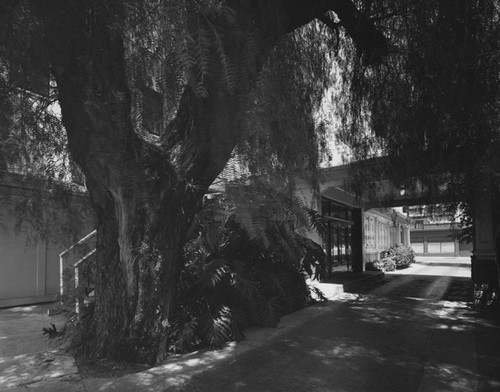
[168,186,327,354]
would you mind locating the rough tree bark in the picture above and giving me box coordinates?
[32,0,386,363]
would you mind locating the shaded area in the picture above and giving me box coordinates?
[475,309,500,391]
[165,273,481,392]
[343,274,399,294]
[442,277,474,302]
[166,299,428,391]
[0,303,80,390]
[2,259,499,391]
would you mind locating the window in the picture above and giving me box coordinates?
[414,220,424,230]
[412,242,424,253]
[441,242,455,253]
[428,242,441,253]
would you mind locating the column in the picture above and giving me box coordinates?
[471,192,497,284]
[351,208,364,272]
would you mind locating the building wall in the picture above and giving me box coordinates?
[364,211,393,262]
[0,212,49,305]
[0,174,93,308]
[364,209,411,263]
[410,226,471,257]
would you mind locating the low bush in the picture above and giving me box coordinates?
[368,258,396,272]
[380,244,415,269]
[379,257,397,271]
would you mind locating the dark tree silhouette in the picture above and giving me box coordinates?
[0,0,386,363]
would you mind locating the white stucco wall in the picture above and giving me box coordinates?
[0,177,93,308]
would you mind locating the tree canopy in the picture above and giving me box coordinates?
[0,0,498,363]
[336,0,500,212]
[0,0,388,363]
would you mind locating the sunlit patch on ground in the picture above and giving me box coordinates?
[310,341,388,363]
[0,350,78,389]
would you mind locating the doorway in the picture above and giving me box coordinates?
[322,198,354,275]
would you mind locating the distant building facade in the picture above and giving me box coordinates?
[408,207,472,257]
[363,208,411,263]
[321,197,411,272]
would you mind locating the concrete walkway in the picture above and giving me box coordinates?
[1,260,499,391]
[0,303,83,391]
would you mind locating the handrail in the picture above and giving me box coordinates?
[59,230,97,258]
[59,229,96,300]
[74,249,97,268]
[74,248,97,315]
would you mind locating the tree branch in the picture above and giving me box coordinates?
[163,0,389,190]
[316,14,342,31]
[316,13,342,31]
[285,0,388,64]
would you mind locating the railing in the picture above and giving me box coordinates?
[59,230,97,315]
[74,248,97,315]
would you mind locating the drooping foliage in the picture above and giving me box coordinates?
[335,0,500,212]
[0,0,387,363]
[0,2,91,245]
[0,1,337,239]
[236,22,337,181]
[168,188,327,353]
[0,2,72,178]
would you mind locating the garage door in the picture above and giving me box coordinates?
[428,241,455,254]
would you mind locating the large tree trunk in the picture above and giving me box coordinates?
[37,3,212,363]
[88,183,201,363]
[39,1,258,363]
[33,0,385,364]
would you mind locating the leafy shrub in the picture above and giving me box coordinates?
[380,257,396,271]
[379,244,415,269]
[167,196,326,354]
[367,258,396,272]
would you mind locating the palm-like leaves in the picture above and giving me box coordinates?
[170,180,327,354]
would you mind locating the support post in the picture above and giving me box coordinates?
[75,264,82,316]
[351,208,364,272]
[59,253,65,303]
[471,190,498,305]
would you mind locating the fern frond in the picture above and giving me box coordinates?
[200,305,233,348]
[308,286,328,303]
[306,207,329,240]
[197,258,228,288]
[229,259,258,297]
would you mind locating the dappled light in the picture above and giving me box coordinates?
[310,341,388,364]
[0,0,498,387]
[2,257,499,391]
[155,256,495,391]
[0,351,77,390]
[83,338,262,390]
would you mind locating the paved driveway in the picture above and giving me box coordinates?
[2,257,499,391]
[163,257,499,392]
